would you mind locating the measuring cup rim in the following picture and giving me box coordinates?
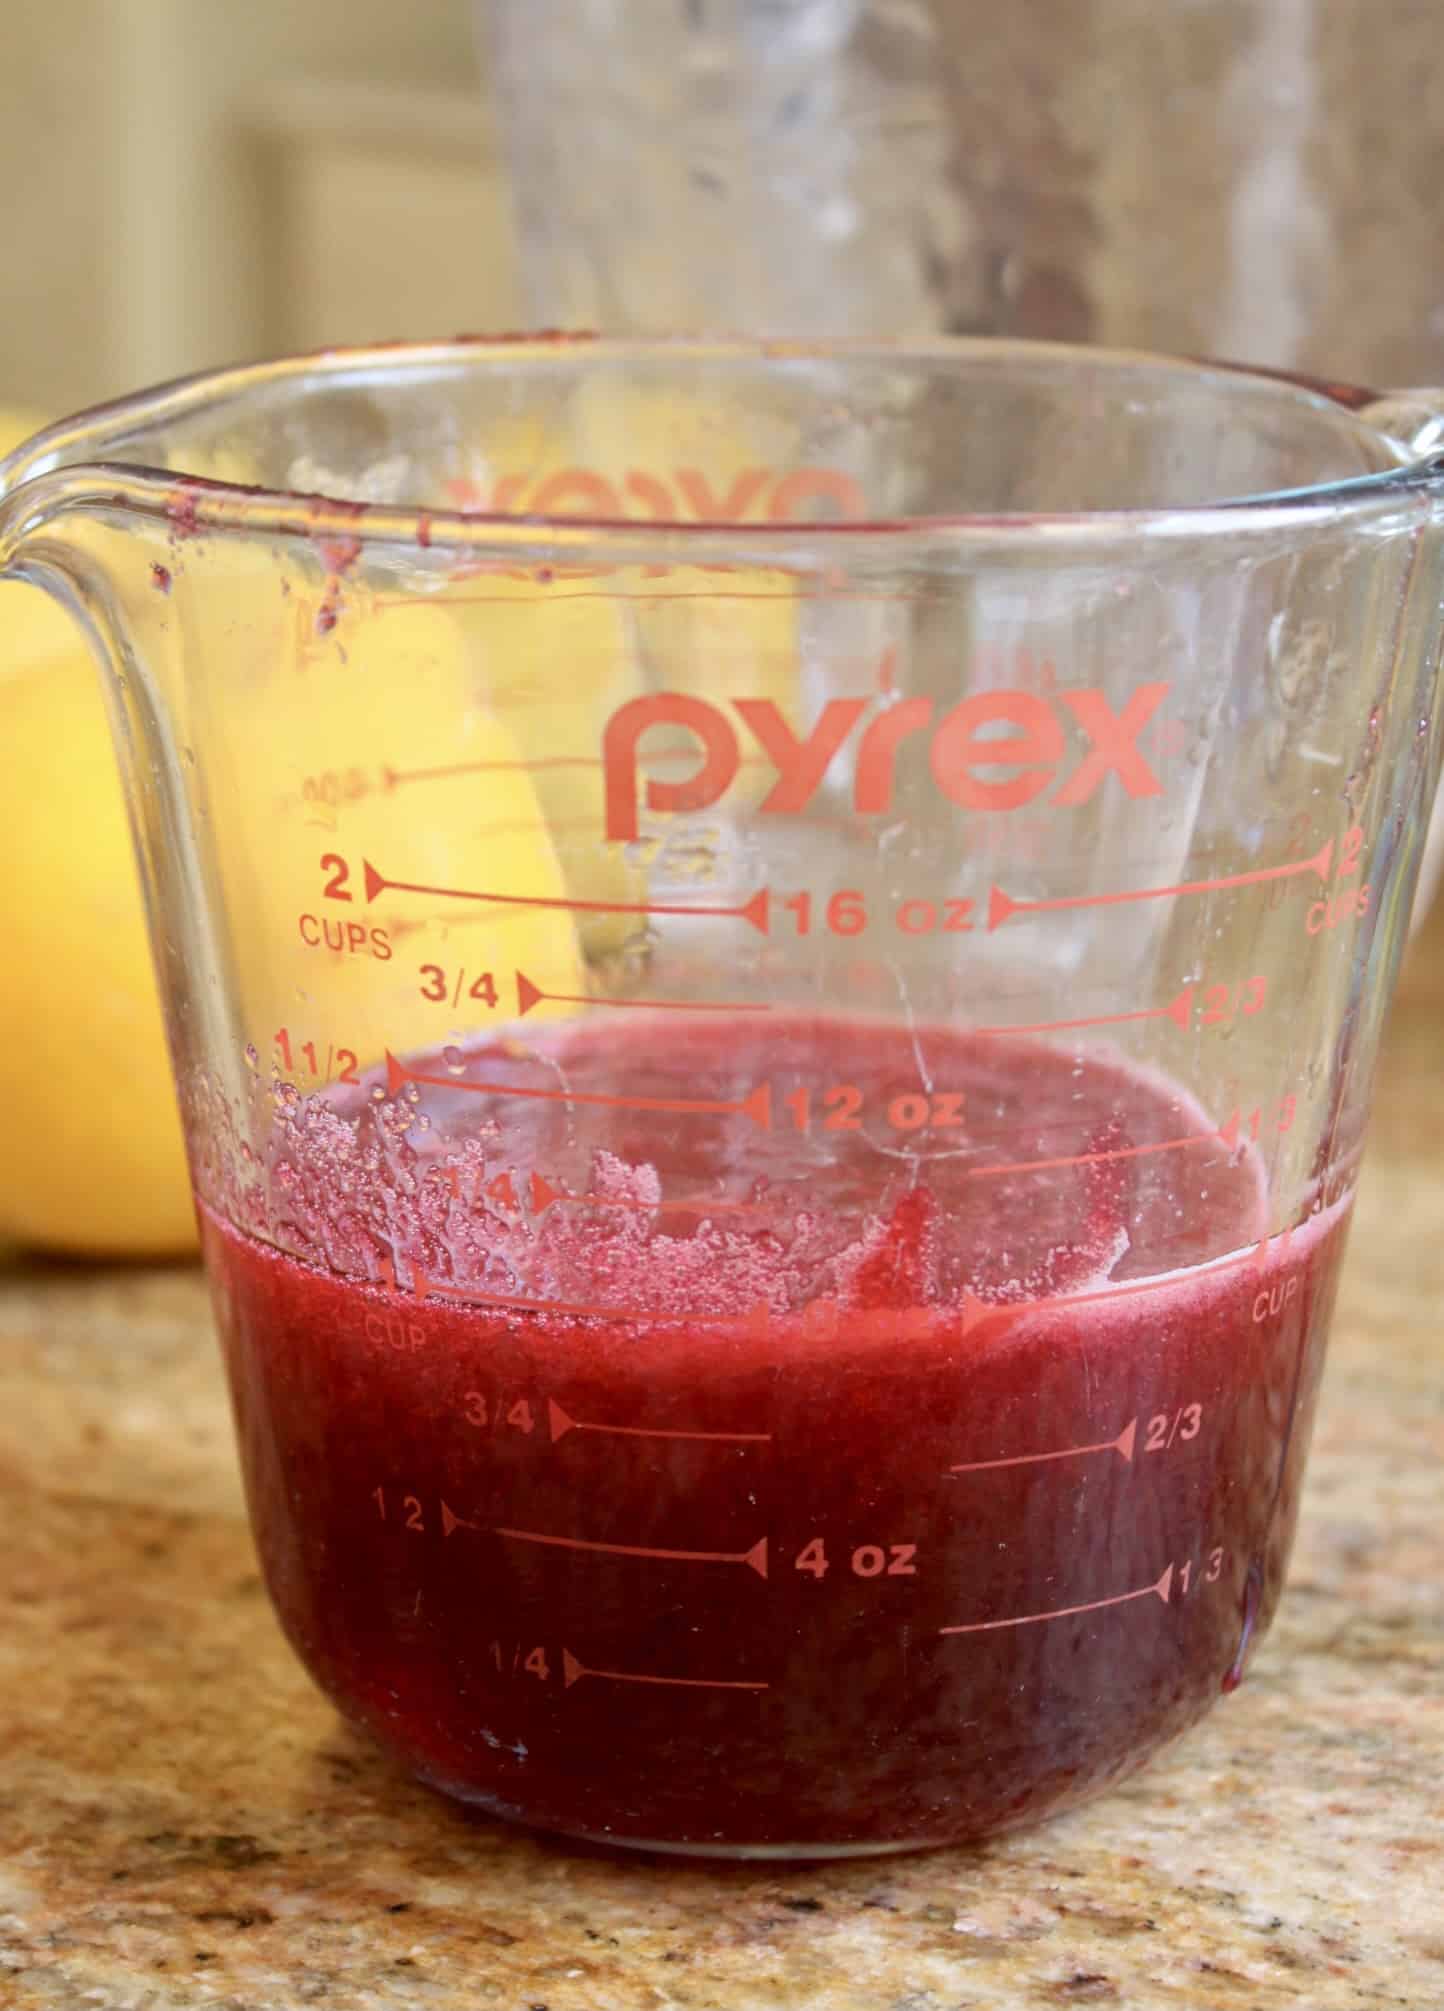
[4,333,1441,553]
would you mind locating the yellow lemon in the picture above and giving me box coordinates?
[169,549,584,1074]
[0,407,194,1253]
[450,385,804,942]
[0,641,197,1254]
[0,410,585,1253]
[442,566,644,957]
[567,376,803,720]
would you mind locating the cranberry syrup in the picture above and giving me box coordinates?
[203,1015,1348,1853]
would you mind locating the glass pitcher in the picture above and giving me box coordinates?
[1,337,1440,1855]
[481,0,1444,922]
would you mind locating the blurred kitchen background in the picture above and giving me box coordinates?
[0,0,515,415]
[3,0,1443,418]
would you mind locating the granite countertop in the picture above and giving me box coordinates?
[2,931,1442,2011]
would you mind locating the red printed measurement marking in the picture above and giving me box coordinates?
[548,1397,770,1447]
[1146,1405,1203,1452]
[562,1648,768,1693]
[383,755,599,792]
[383,750,773,793]
[514,969,770,1019]
[273,1028,360,1085]
[406,1266,775,1326]
[939,1561,1175,1637]
[964,1128,1213,1183]
[972,992,1194,1040]
[973,972,1284,1040]
[440,1501,480,1537]
[948,1416,1137,1476]
[528,1171,761,1220]
[420,966,502,1010]
[988,839,1335,931]
[362,857,770,933]
[386,1051,772,1128]
[410,1271,620,1320]
[495,1526,770,1578]
[1217,1096,1297,1149]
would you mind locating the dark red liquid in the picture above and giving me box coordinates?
[203,1016,1349,1854]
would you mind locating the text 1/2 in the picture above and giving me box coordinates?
[273,1028,359,1085]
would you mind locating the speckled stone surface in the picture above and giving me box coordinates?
[2,931,1442,2011]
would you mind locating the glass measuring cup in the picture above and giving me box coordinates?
[1,338,1440,1858]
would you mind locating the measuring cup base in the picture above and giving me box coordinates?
[411,1769,954,1860]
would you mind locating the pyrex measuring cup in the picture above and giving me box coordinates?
[2,338,1441,1858]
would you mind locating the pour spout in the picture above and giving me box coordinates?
[1357,389,1444,467]
[0,447,120,611]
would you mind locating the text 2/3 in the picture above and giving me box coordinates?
[1192,976,1267,1026]
[782,1084,965,1134]
[273,1027,359,1085]
[1145,1405,1203,1453]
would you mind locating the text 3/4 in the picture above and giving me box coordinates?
[462,1391,538,1436]
[419,965,499,1009]
[1189,977,1267,1027]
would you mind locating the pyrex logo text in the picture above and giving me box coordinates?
[445,466,866,524]
[603,682,1172,842]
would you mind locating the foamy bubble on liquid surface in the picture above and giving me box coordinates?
[193,1015,1270,1316]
